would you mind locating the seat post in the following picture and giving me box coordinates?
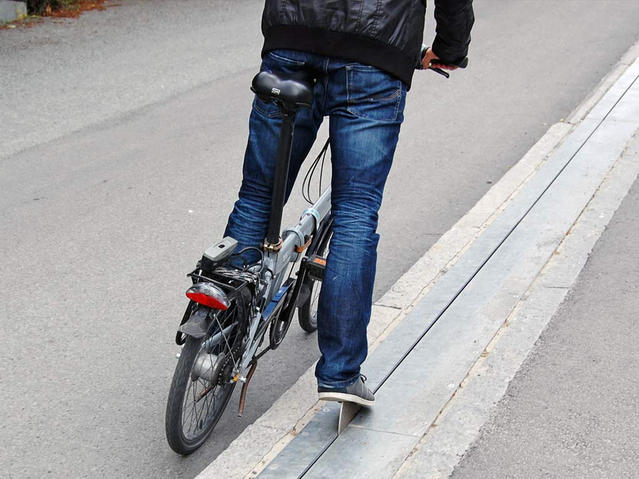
[265,110,297,248]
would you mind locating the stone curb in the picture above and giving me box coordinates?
[391,40,639,479]
[393,122,639,479]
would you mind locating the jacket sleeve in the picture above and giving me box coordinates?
[431,0,475,64]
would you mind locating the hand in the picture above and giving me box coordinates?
[421,48,458,71]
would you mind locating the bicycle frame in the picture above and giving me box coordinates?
[263,184,331,300]
[228,99,332,377]
[238,184,331,374]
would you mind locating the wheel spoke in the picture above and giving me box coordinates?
[193,381,209,432]
[185,380,199,436]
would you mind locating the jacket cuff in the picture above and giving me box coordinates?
[432,35,469,65]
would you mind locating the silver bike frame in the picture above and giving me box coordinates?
[237,185,331,374]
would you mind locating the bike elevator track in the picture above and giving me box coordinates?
[253,67,639,479]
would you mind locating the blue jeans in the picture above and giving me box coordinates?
[225,50,407,388]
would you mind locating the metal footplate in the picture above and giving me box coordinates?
[337,402,362,436]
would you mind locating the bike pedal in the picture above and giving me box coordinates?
[306,254,326,282]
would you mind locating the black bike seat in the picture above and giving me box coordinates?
[251,70,314,111]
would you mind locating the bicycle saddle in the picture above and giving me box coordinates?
[251,70,314,112]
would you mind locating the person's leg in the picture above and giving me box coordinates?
[315,61,407,388]
[224,51,324,261]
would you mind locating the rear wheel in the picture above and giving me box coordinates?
[165,292,248,455]
[298,230,331,333]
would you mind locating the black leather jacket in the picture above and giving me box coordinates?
[261,0,474,88]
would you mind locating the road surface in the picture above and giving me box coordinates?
[1,1,639,477]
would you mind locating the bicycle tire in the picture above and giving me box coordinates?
[298,229,332,333]
[165,294,248,455]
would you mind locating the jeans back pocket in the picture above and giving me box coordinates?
[346,65,405,122]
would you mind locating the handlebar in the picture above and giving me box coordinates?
[417,44,468,79]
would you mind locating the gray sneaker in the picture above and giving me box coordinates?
[318,375,375,407]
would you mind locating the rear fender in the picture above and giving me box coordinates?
[177,306,211,340]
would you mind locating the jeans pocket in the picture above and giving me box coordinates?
[346,65,404,122]
[266,50,306,67]
[254,50,307,119]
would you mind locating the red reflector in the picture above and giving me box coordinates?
[185,283,230,310]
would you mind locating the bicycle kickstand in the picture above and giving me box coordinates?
[238,361,259,417]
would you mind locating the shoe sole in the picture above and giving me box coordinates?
[318,391,375,407]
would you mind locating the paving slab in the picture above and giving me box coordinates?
[257,404,340,479]
[305,428,418,479]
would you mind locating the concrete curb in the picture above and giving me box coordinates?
[391,40,639,479]
[393,124,639,479]
[566,39,639,125]
[196,39,639,479]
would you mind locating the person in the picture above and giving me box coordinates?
[224,0,474,406]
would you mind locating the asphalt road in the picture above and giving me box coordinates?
[1,1,639,478]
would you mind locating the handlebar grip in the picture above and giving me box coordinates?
[429,67,450,79]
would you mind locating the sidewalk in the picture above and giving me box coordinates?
[196,47,639,479]
[451,174,639,478]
